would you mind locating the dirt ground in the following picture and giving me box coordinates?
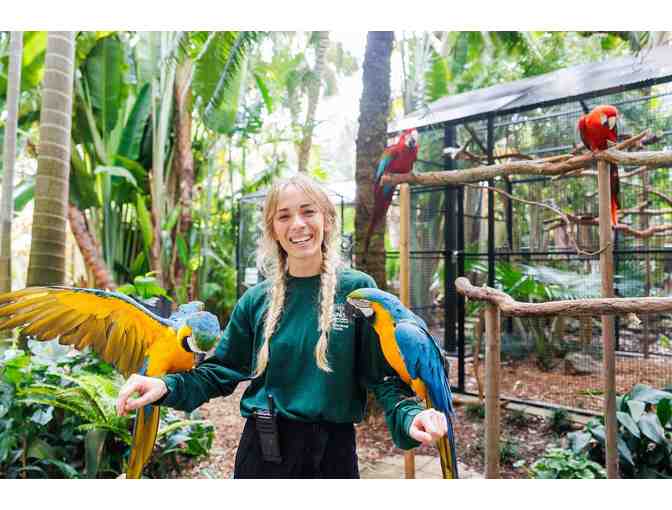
[459,355,672,413]
[170,383,566,479]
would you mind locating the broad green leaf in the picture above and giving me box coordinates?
[69,147,99,210]
[163,205,182,232]
[118,83,152,160]
[657,398,672,427]
[75,31,115,66]
[627,400,646,421]
[617,411,640,438]
[82,35,126,135]
[176,234,189,267]
[26,437,55,459]
[20,32,47,90]
[84,428,108,478]
[567,431,591,453]
[39,459,79,479]
[617,437,634,466]
[135,194,153,249]
[134,31,160,85]
[94,166,138,187]
[630,383,672,404]
[113,154,149,190]
[115,283,136,295]
[13,180,34,212]
[253,71,273,113]
[30,407,54,425]
[639,413,667,444]
[129,252,146,277]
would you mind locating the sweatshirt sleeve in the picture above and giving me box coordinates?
[157,291,256,413]
[355,275,424,450]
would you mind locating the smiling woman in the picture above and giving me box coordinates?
[117,173,447,478]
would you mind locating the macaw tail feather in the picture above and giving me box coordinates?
[427,397,459,479]
[126,404,160,479]
[610,163,620,226]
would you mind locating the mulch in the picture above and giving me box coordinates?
[170,382,567,479]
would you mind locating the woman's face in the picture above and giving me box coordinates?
[272,184,329,276]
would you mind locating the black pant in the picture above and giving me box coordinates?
[233,416,359,478]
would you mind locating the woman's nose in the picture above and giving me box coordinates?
[290,214,307,228]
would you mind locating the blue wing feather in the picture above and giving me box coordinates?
[394,320,454,416]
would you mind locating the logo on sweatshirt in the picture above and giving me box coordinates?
[331,303,351,332]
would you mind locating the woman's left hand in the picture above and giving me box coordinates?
[408,409,448,445]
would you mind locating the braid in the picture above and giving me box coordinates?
[253,248,287,377]
[315,245,338,372]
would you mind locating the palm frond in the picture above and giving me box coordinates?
[196,31,264,119]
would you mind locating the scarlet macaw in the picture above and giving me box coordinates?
[363,129,419,255]
[346,287,458,479]
[0,287,221,478]
[578,105,620,225]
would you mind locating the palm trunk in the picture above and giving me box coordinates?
[148,32,178,290]
[67,204,117,290]
[355,31,394,288]
[171,59,195,297]
[0,31,23,292]
[27,32,76,287]
[298,31,329,173]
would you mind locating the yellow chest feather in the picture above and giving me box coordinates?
[371,304,427,400]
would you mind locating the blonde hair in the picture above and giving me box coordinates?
[253,174,342,377]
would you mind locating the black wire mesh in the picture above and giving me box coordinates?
[385,79,672,412]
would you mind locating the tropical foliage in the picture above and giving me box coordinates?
[568,384,672,478]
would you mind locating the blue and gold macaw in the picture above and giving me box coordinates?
[0,286,221,479]
[346,287,458,479]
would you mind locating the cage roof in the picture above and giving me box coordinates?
[390,45,672,133]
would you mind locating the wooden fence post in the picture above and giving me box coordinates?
[484,303,501,478]
[597,159,619,479]
[399,183,415,479]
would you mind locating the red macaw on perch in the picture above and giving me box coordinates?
[578,104,620,225]
[363,129,419,256]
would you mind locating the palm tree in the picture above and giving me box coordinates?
[0,31,23,292]
[26,32,76,286]
[355,31,394,289]
[297,31,329,173]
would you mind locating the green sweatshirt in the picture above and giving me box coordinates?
[159,267,423,450]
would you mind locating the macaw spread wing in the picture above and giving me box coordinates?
[0,287,173,377]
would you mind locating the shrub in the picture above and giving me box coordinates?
[548,408,573,434]
[465,402,485,421]
[0,342,214,478]
[530,448,606,479]
[567,383,672,478]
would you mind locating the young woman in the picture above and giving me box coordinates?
[116,174,447,478]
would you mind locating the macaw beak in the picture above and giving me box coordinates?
[345,297,374,320]
[407,130,418,149]
[608,115,617,131]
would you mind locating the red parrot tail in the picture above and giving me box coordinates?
[610,163,620,226]
[126,404,160,479]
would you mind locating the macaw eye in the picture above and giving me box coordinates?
[181,335,193,352]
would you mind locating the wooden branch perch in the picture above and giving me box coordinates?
[383,131,650,186]
[455,277,672,317]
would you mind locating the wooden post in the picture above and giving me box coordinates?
[399,183,415,479]
[597,159,619,479]
[484,303,501,478]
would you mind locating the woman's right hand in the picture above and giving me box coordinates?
[116,374,168,416]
